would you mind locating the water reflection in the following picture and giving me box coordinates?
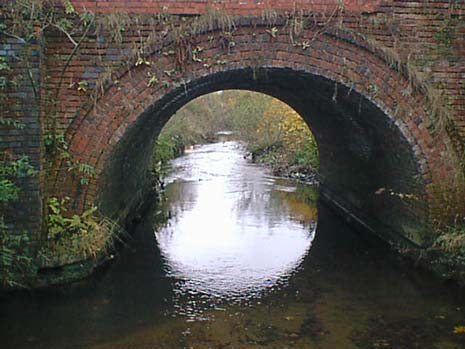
[2,141,465,349]
[157,142,316,310]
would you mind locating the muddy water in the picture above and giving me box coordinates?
[1,141,465,349]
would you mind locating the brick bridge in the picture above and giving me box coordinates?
[1,0,465,285]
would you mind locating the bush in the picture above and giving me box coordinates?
[39,197,124,267]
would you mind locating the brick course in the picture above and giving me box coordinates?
[71,0,381,14]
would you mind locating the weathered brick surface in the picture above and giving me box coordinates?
[48,2,465,237]
[2,0,465,274]
[0,36,43,257]
[71,0,381,14]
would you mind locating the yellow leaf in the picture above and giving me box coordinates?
[454,326,465,334]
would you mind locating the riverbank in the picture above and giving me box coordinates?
[245,145,465,287]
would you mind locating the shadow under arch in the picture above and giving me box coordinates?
[98,67,428,247]
[49,13,464,255]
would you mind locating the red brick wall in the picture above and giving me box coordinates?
[70,0,381,14]
[35,1,465,245]
[56,0,465,143]
[40,1,464,235]
[3,0,465,266]
[0,36,43,273]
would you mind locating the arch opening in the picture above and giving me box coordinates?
[98,67,427,246]
[155,90,319,176]
[148,90,319,305]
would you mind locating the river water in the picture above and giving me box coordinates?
[1,141,465,348]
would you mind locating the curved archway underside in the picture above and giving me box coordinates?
[59,27,458,248]
[100,68,427,246]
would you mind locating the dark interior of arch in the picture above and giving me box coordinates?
[99,67,429,247]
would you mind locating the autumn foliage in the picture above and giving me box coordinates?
[155,90,319,173]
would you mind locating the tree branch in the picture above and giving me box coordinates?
[51,24,78,47]
[0,31,26,44]
[51,15,95,141]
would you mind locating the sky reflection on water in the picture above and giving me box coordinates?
[156,142,316,308]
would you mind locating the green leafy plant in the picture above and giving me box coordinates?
[0,118,26,130]
[135,56,151,66]
[147,73,159,87]
[0,155,37,203]
[43,132,70,159]
[41,197,124,265]
[432,223,465,268]
[0,229,37,288]
[77,80,89,92]
[164,69,175,77]
[76,163,96,185]
[301,41,310,50]
[0,154,37,288]
[64,0,75,15]
[266,27,279,38]
[46,197,97,238]
[0,57,10,71]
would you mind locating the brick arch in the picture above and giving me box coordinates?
[58,26,457,247]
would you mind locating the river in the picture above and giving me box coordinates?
[1,141,465,348]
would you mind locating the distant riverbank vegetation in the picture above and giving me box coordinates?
[153,90,319,181]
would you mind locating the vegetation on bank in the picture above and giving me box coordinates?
[153,90,319,181]
[38,197,125,269]
[412,223,465,284]
[433,223,465,264]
